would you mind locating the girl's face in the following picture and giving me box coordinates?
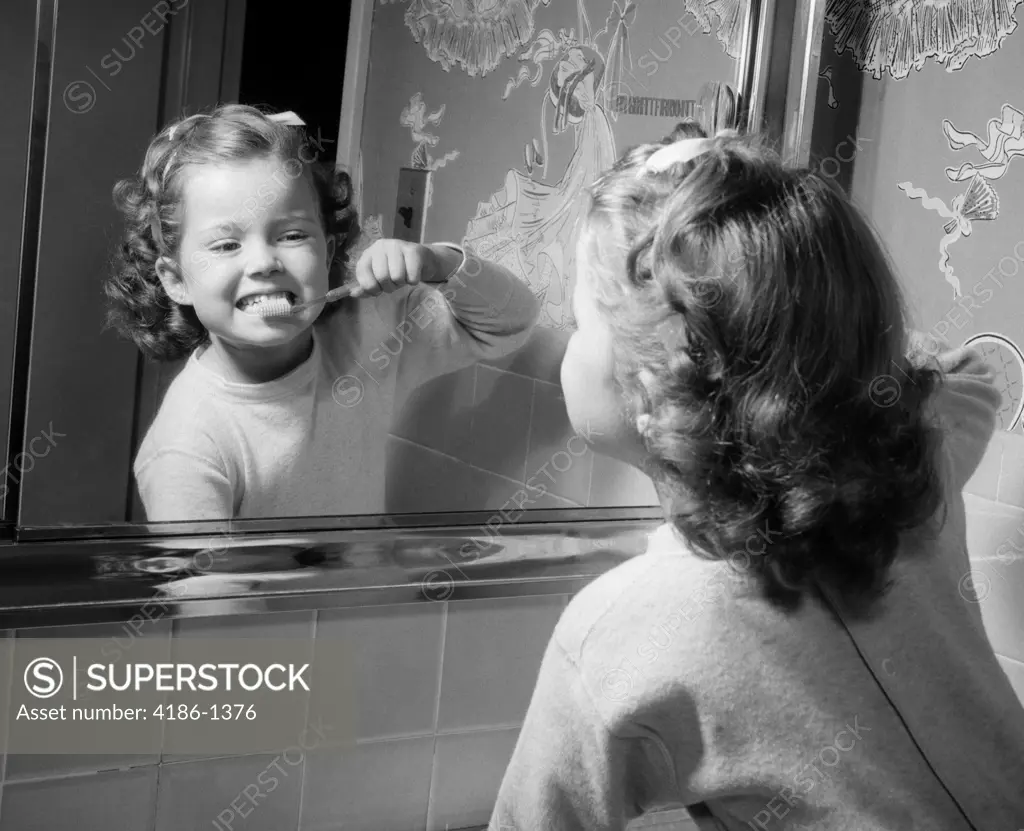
[159,156,334,375]
[561,232,650,470]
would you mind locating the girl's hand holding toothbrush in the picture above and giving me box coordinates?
[256,239,467,319]
[347,239,464,299]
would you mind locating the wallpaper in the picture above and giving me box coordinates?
[817,3,1024,433]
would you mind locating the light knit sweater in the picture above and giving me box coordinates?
[135,249,539,521]
[491,345,1024,830]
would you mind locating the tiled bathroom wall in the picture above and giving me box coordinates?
[387,329,659,513]
[961,431,1024,702]
[0,596,571,831]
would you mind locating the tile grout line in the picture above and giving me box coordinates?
[424,601,450,831]
[150,760,164,831]
[387,435,584,508]
[523,379,539,486]
[479,362,561,387]
[585,444,596,508]
[466,364,478,472]
[996,436,1007,504]
[294,610,321,831]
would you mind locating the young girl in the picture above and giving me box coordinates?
[106,105,538,521]
[491,125,1024,828]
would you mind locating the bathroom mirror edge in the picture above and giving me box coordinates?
[10,507,667,545]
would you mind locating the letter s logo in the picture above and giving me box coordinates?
[25,658,64,698]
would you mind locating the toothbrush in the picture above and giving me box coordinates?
[256,283,356,319]
[256,243,468,319]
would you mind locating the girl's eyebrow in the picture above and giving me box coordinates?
[198,221,238,237]
[273,210,319,222]
[196,210,316,237]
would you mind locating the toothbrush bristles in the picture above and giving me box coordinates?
[256,298,297,318]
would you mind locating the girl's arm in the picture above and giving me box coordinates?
[395,244,540,389]
[135,446,235,522]
[910,333,1002,494]
[489,635,656,831]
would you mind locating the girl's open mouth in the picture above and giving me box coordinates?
[237,291,296,313]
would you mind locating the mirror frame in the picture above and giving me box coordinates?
[2,0,55,542]
[1,0,822,547]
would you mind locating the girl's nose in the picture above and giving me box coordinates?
[244,245,283,278]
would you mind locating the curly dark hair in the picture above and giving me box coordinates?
[105,104,360,361]
[583,121,945,613]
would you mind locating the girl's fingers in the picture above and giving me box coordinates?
[384,246,407,291]
[350,248,378,298]
[361,246,389,296]
[347,240,421,297]
[403,247,424,286]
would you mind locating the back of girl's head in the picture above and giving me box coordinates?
[106,104,359,361]
[583,121,944,612]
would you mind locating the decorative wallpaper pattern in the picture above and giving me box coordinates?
[825,0,1023,79]
[817,4,1024,433]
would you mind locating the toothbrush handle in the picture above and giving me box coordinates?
[322,284,356,303]
[293,283,355,314]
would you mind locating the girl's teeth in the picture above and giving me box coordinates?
[239,292,292,310]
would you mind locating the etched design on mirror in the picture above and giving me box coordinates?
[401,93,461,173]
[378,0,554,77]
[825,0,1022,80]
[678,0,751,59]
[818,65,839,109]
[464,0,632,331]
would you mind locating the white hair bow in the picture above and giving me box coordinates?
[267,111,305,126]
[168,110,305,140]
[639,138,714,176]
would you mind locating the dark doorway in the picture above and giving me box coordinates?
[237,0,351,165]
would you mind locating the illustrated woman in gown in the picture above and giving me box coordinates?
[466,41,617,330]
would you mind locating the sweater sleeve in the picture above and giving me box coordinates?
[924,342,1002,495]
[134,444,236,522]
[490,636,653,831]
[395,244,540,391]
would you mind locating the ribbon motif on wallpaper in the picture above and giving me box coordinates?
[897,104,1024,432]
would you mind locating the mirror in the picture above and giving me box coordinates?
[12,0,757,532]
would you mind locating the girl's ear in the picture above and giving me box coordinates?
[155,256,193,306]
[632,369,656,436]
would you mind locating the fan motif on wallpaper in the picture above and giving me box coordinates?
[825,0,1023,80]
[379,0,554,77]
[897,104,1022,299]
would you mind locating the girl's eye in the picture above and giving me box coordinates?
[282,231,309,242]
[210,241,240,254]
